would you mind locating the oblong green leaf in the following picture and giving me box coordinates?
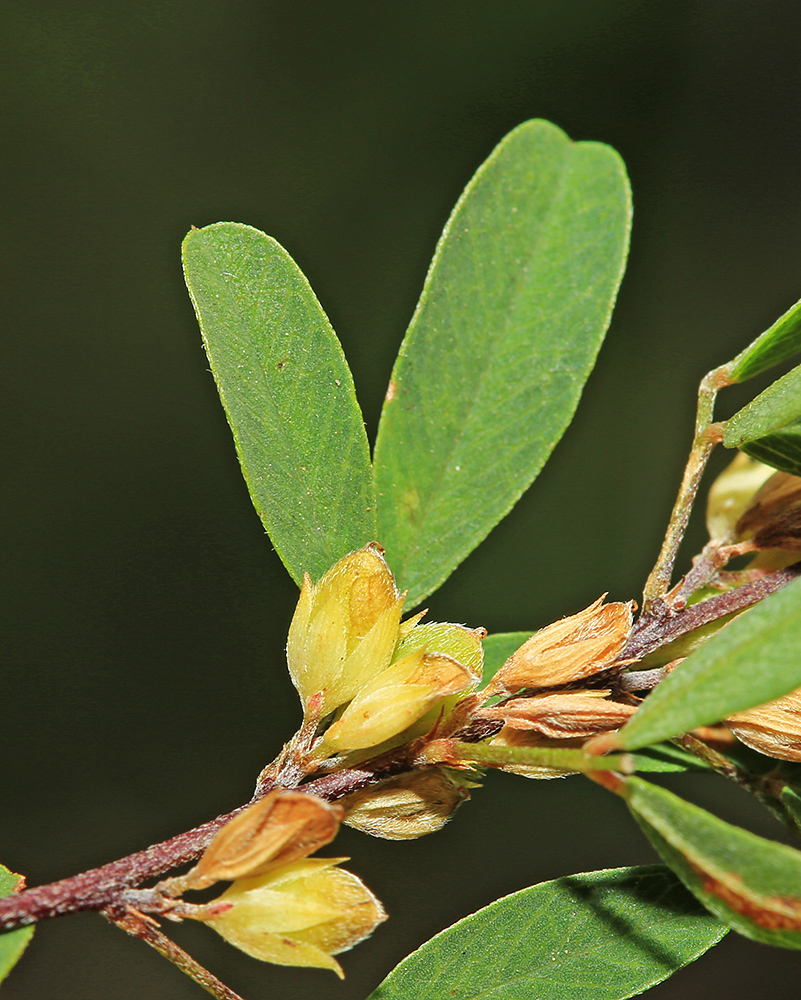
[617,578,801,751]
[625,776,801,947]
[367,865,724,1000]
[632,743,713,773]
[481,630,533,686]
[742,416,801,476]
[724,363,801,450]
[0,865,34,983]
[730,296,801,382]
[183,223,376,584]
[373,120,631,607]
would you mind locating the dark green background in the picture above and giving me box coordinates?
[3,2,801,997]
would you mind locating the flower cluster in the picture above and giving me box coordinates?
[174,790,385,977]
[287,543,484,756]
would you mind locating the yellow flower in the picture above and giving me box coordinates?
[202,858,386,977]
[320,649,477,752]
[286,545,404,717]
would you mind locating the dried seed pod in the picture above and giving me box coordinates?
[485,598,633,696]
[725,688,801,761]
[340,768,477,840]
[476,690,636,739]
[186,791,344,889]
[200,858,386,977]
[734,472,801,552]
[286,545,404,716]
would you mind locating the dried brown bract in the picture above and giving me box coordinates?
[735,472,801,552]
[476,690,636,740]
[725,688,801,761]
[187,791,344,888]
[340,768,476,840]
[484,597,634,696]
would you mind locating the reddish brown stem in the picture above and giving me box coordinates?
[0,807,246,932]
[107,905,246,1000]
[0,743,421,933]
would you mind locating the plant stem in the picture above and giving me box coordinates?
[0,742,422,933]
[621,562,800,663]
[106,905,246,1000]
[642,365,731,613]
[447,740,635,774]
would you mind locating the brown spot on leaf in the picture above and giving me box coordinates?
[691,863,801,930]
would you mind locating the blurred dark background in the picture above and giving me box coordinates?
[3,1,801,996]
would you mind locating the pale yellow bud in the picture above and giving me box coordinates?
[485,598,633,696]
[321,650,477,751]
[706,452,775,540]
[202,858,386,977]
[726,687,801,760]
[186,791,343,888]
[476,690,636,739]
[340,768,477,840]
[286,545,404,716]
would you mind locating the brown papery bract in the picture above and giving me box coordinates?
[477,690,636,739]
[726,687,801,761]
[340,768,476,840]
[485,598,633,696]
[735,472,801,552]
[187,791,344,888]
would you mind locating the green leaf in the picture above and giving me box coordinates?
[781,786,801,831]
[373,120,631,607]
[742,416,801,476]
[729,296,801,382]
[183,223,376,584]
[367,865,725,1000]
[723,363,801,450]
[481,630,532,686]
[624,776,801,947]
[616,578,801,751]
[631,743,714,773]
[0,865,34,984]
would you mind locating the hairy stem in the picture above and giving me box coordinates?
[106,905,246,1000]
[642,365,731,612]
[0,741,422,933]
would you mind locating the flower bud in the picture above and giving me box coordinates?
[476,690,636,739]
[286,545,404,716]
[202,858,386,977]
[393,621,485,676]
[725,688,801,761]
[706,452,775,541]
[340,768,477,840]
[320,649,477,752]
[186,791,343,889]
[485,598,633,696]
